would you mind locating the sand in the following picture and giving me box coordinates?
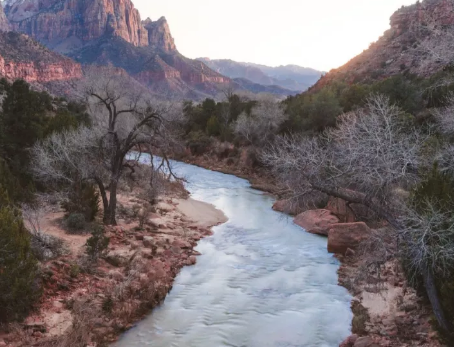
[176,198,227,228]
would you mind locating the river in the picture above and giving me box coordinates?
[113,156,352,347]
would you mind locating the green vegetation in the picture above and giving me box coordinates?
[0,79,89,324]
[85,225,110,263]
[62,182,100,222]
[0,189,40,323]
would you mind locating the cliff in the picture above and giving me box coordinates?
[0,31,82,83]
[3,0,177,54]
[68,35,229,98]
[3,0,231,98]
[0,3,9,31]
[312,0,454,90]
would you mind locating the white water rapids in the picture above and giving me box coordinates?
[113,155,352,347]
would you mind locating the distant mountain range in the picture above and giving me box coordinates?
[197,58,324,92]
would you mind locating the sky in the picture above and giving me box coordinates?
[133,0,417,71]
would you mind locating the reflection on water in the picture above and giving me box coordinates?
[113,156,352,347]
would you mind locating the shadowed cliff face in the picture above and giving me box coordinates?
[311,0,454,91]
[0,3,10,31]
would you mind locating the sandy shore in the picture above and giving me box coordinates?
[0,191,227,347]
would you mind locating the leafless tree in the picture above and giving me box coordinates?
[234,95,287,145]
[263,94,454,334]
[32,73,180,225]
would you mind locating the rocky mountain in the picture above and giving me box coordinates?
[2,0,231,99]
[197,58,323,92]
[312,0,454,90]
[0,30,82,84]
[232,78,297,97]
[0,2,9,31]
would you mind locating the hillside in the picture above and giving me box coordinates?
[312,0,454,90]
[0,31,82,84]
[198,58,323,91]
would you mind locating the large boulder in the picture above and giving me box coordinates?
[293,209,340,236]
[327,222,371,255]
[272,199,302,215]
[325,197,356,223]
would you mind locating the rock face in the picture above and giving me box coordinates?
[0,3,9,31]
[325,197,356,223]
[143,17,176,53]
[293,209,340,236]
[0,31,82,83]
[327,222,371,255]
[4,0,155,49]
[3,0,230,98]
[312,0,454,90]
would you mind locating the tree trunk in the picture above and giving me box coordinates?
[422,266,454,338]
[95,178,110,224]
[105,180,118,225]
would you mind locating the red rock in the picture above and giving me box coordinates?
[328,222,371,255]
[0,33,82,84]
[325,197,356,223]
[340,334,358,347]
[293,209,340,236]
[272,199,301,215]
[186,256,197,265]
[353,337,373,347]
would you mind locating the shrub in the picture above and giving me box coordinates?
[66,213,86,232]
[85,225,110,262]
[0,190,40,323]
[69,264,81,279]
[30,232,66,261]
[62,182,99,222]
[351,301,370,335]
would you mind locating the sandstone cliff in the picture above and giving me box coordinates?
[4,0,177,54]
[3,0,230,98]
[312,0,454,90]
[0,3,10,31]
[0,31,82,83]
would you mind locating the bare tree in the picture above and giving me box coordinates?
[262,94,454,334]
[234,95,287,145]
[32,73,179,225]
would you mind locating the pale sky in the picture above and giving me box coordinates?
[133,0,417,71]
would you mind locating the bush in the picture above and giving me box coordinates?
[30,232,66,261]
[66,213,86,232]
[0,190,40,323]
[62,182,99,222]
[85,225,110,262]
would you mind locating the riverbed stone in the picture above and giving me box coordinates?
[293,209,340,236]
[327,222,371,255]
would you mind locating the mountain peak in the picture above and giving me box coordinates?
[3,0,177,53]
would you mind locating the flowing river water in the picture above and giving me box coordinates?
[114,156,352,347]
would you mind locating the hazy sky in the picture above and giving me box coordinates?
[133,0,417,71]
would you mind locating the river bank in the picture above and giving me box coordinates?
[178,151,445,347]
[0,182,226,346]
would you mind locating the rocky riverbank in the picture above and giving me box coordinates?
[179,151,445,347]
[0,184,226,346]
